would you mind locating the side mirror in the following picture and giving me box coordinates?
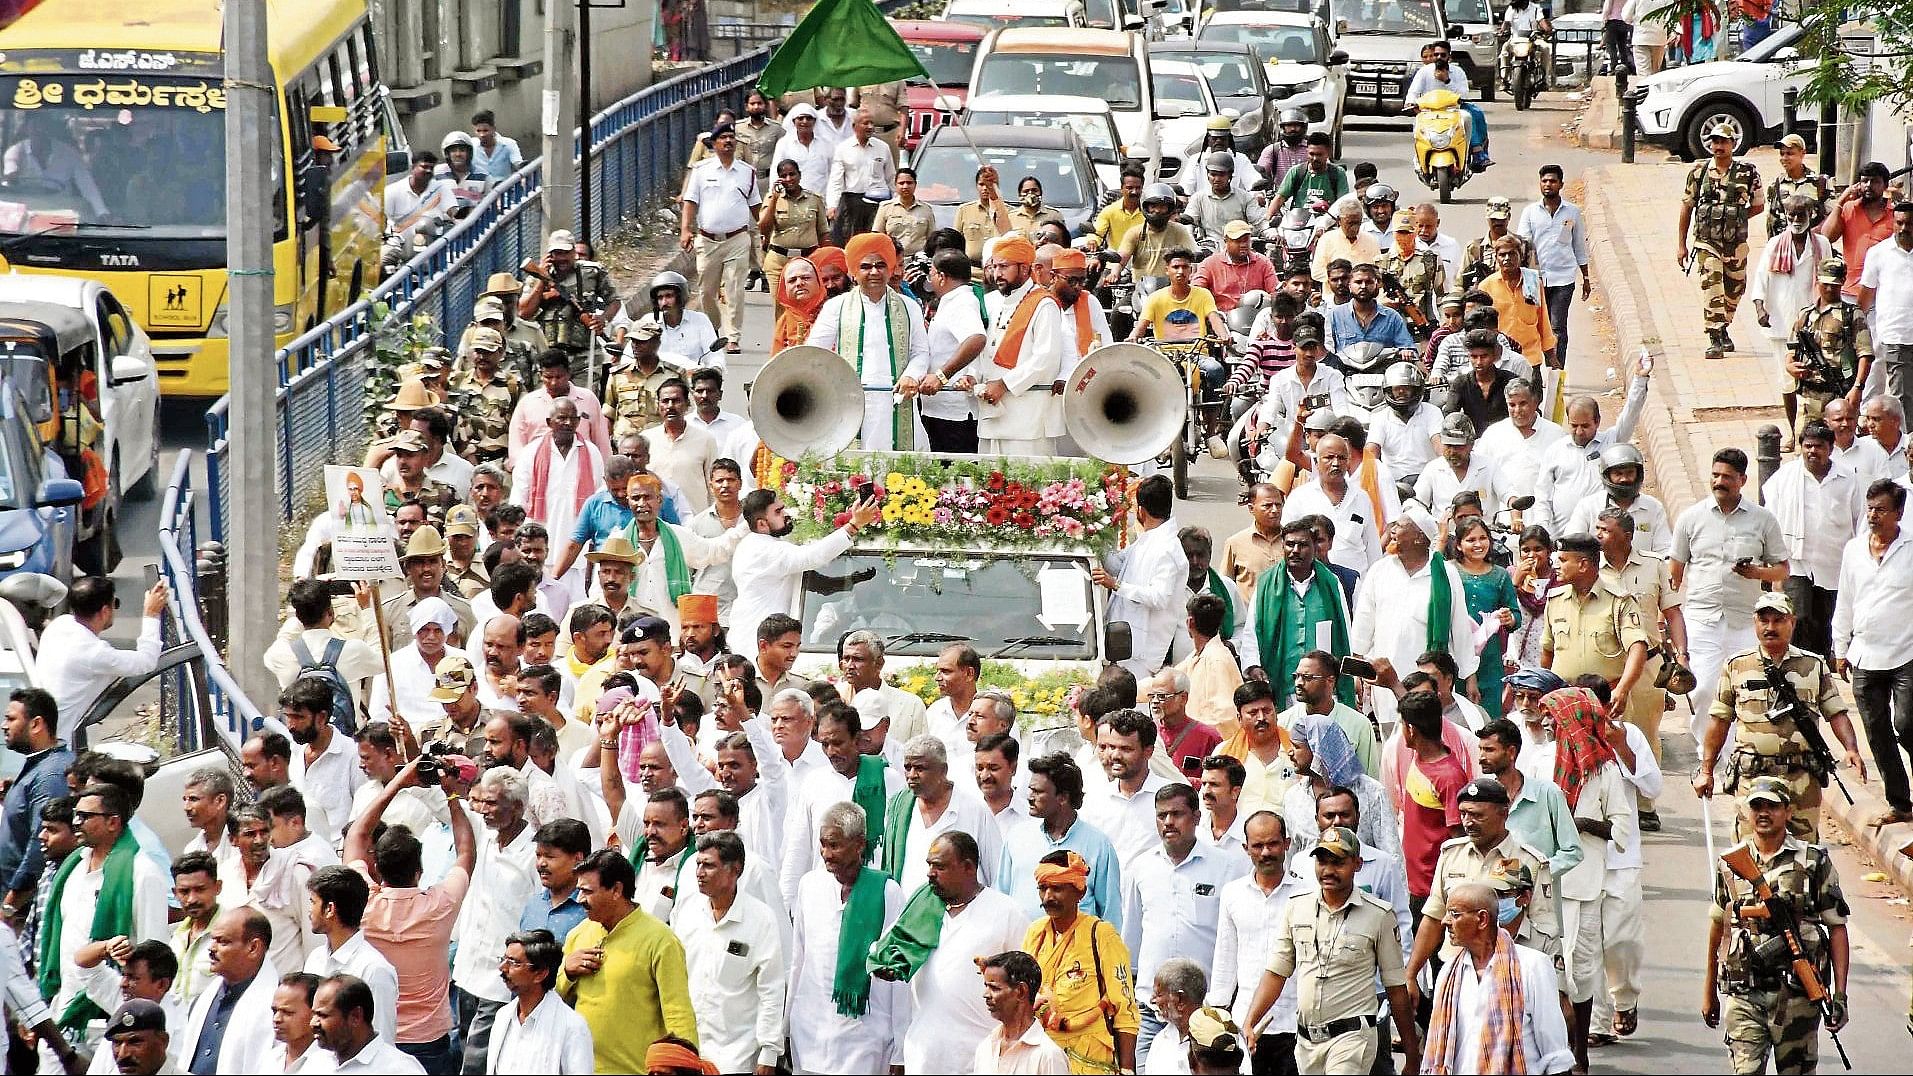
[1103,620,1133,664]
[1123,14,1145,29]
[1335,17,1348,35]
[1772,46,1800,62]
[108,354,150,388]
[35,478,83,508]
[1329,49,1349,65]
[1446,24,1465,38]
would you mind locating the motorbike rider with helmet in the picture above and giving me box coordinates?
[1186,153,1261,239]
[1176,115,1262,197]
[1360,183,1399,239]
[1562,442,1674,553]
[1257,107,1314,188]
[1118,183,1200,280]
[1368,362,1445,481]
[611,270,721,371]
[1498,0,1555,92]
[434,130,492,217]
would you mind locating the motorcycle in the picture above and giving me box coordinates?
[1500,29,1548,111]
[1275,207,1321,275]
[1092,250,1137,340]
[1410,88,1473,204]
[1337,341,1398,424]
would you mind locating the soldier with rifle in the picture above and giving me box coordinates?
[1786,256,1875,435]
[517,230,616,391]
[1696,592,1867,841]
[1703,777,1852,1074]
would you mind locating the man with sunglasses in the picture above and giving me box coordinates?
[37,576,169,746]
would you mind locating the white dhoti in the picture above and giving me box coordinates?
[1685,616,1756,746]
[981,437,1055,456]
[1588,867,1646,1032]
[860,387,923,452]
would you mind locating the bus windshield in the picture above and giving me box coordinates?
[0,76,248,239]
[908,40,980,87]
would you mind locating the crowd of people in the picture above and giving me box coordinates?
[14,63,1912,1076]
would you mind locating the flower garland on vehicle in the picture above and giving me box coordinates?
[784,454,1128,551]
[890,661,1091,721]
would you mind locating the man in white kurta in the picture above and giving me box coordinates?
[888,737,1004,895]
[897,836,1028,1074]
[1095,475,1189,678]
[807,246,930,452]
[788,820,909,1074]
[778,725,906,905]
[1351,507,1479,726]
[728,490,879,664]
[1043,250,1113,447]
[509,400,605,554]
[975,235,1060,456]
[1475,380,1566,504]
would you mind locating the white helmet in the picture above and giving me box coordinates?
[440,129,475,155]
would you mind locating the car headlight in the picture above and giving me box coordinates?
[208,302,297,338]
[1473,31,1494,45]
[206,303,227,338]
[1269,84,1294,100]
[0,550,28,572]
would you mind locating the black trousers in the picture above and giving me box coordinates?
[834,193,879,245]
[1781,575,1837,658]
[921,414,979,454]
[1253,1031,1298,1076]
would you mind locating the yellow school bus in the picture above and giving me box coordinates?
[0,0,394,396]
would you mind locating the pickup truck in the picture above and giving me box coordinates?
[1335,0,1454,114]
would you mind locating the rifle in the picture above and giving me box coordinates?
[518,258,613,341]
[1758,657,1854,805]
[1720,843,1852,1070]
[1379,268,1430,329]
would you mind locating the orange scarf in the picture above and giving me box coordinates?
[1052,288,1097,358]
[772,256,827,352]
[991,286,1051,370]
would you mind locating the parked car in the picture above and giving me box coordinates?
[1196,10,1347,152]
[1325,0,1451,114]
[1630,24,1816,159]
[1441,0,1500,99]
[943,0,1089,31]
[0,377,83,584]
[1150,40,1278,156]
[894,20,988,151]
[969,28,1159,165]
[1152,58,1228,184]
[910,123,1109,237]
[962,94,1138,189]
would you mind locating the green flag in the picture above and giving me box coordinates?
[757,0,930,98]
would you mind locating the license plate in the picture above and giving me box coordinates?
[1354,81,1380,94]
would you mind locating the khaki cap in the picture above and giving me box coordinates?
[428,653,476,701]
[482,271,522,297]
[444,504,481,536]
[586,533,644,565]
[402,524,447,560]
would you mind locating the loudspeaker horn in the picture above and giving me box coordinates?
[748,345,865,460]
[1062,343,1185,466]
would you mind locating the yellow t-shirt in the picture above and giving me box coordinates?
[1140,285,1219,340]
[1094,202,1144,251]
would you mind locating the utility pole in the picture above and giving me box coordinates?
[542,0,578,235]
[223,0,279,712]
[579,0,594,245]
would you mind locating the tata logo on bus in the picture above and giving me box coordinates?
[101,254,139,268]
[76,50,184,72]
[10,78,227,113]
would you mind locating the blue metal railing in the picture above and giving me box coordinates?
[157,451,267,747]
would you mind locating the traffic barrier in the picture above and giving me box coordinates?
[158,450,267,747]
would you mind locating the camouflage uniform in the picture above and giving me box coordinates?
[447,366,519,463]
[384,479,459,520]
[1786,300,1872,434]
[1708,646,1849,841]
[1685,158,1762,335]
[1377,246,1446,338]
[458,317,548,389]
[1462,230,1532,291]
[520,261,615,383]
[1711,837,1847,1075]
[603,362,674,442]
[1766,170,1829,236]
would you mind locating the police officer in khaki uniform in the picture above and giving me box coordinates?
[603,319,673,441]
[757,157,829,317]
[1244,827,1421,1076]
[381,525,477,649]
[1786,256,1874,432]
[853,81,907,159]
[1678,117,1764,360]
[1597,504,1688,825]
[1407,778,1560,986]
[1541,532,1652,713]
[953,165,1013,264]
[1695,592,1868,841]
[449,326,520,463]
[871,168,937,258]
[442,504,490,598]
[1703,777,1850,1076]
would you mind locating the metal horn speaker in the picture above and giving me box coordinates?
[748,345,865,459]
[1062,343,1185,466]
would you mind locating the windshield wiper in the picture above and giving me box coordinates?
[887,631,969,647]
[989,635,1084,658]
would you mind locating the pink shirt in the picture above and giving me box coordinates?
[1836,199,1896,295]
[1194,252,1280,312]
[508,386,613,467]
[359,864,471,1043]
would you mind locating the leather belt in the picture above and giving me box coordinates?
[1297,1015,1376,1044]
[769,244,818,256]
[700,227,748,242]
[873,121,901,132]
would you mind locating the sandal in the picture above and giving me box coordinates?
[1870,808,1913,828]
[1588,1032,1619,1048]
[1615,1007,1638,1037]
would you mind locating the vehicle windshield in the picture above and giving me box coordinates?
[1082,0,1119,28]
[914,141,1092,205]
[909,40,980,87]
[1443,0,1492,24]
[1157,51,1259,97]
[966,110,1121,164]
[1152,69,1209,117]
[1210,0,1317,13]
[1739,23,1804,61]
[975,54,1143,110]
[0,397,39,510]
[1198,23,1323,64]
[0,75,241,239]
[799,551,1096,660]
[1341,0,1440,34]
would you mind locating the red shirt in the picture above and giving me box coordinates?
[1159,716,1225,780]
[1399,751,1469,899]
[1837,199,1896,294]
[1194,252,1280,312]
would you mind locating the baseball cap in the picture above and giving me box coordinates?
[443,503,481,537]
[105,999,168,1039]
[1457,777,1510,805]
[1293,321,1324,347]
[546,229,577,252]
[383,429,431,455]
[428,653,476,702]
[1438,412,1476,445]
[1743,775,1794,806]
[1303,408,1338,433]
[473,296,508,323]
[1310,825,1361,860]
[1754,592,1794,616]
[310,134,341,153]
[1485,856,1534,893]
[1485,195,1513,220]
[468,326,505,352]
[1778,133,1808,151]
[1222,219,1254,240]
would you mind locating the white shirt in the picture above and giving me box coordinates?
[1254,363,1349,449]
[806,290,931,451]
[1766,458,1865,585]
[1475,417,1566,502]
[486,990,595,1074]
[331,1037,426,1075]
[1368,402,1444,478]
[264,628,383,710]
[674,890,787,1073]
[1834,531,1913,669]
[726,526,856,656]
[37,613,163,742]
[787,868,909,1073]
[1528,375,1650,536]
[813,109,854,155]
[825,136,896,206]
[896,787,1005,894]
[904,888,1028,1074]
[691,407,750,452]
[778,761,905,904]
[508,436,604,545]
[683,155,761,235]
[1860,236,1913,344]
[1404,62,1471,103]
[1428,942,1574,1074]
[1082,773,1177,873]
[1282,478,1384,573]
[1120,840,1250,1007]
[910,284,987,422]
[1352,553,1480,680]
[1415,453,1507,515]
[657,310,722,368]
[266,1041,337,1074]
[383,175,452,240]
[770,133,832,194]
[972,1020,1071,1074]
[1563,491,1673,555]
[291,727,367,847]
[51,847,169,1022]
[1207,867,1308,1033]
[304,931,401,1044]
[450,820,540,1004]
[364,643,441,727]
[1102,520,1190,679]
[1603,721,1662,870]
[1835,436,1890,485]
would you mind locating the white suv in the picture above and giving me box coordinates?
[1631,25,1817,160]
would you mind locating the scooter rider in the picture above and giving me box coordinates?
[1370,363,1444,481]
[1177,115,1261,198]
[1361,183,1398,239]
[1257,108,1313,188]
[1404,40,1491,173]
[1118,183,1200,280]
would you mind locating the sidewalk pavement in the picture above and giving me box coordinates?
[1584,155,1913,892]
